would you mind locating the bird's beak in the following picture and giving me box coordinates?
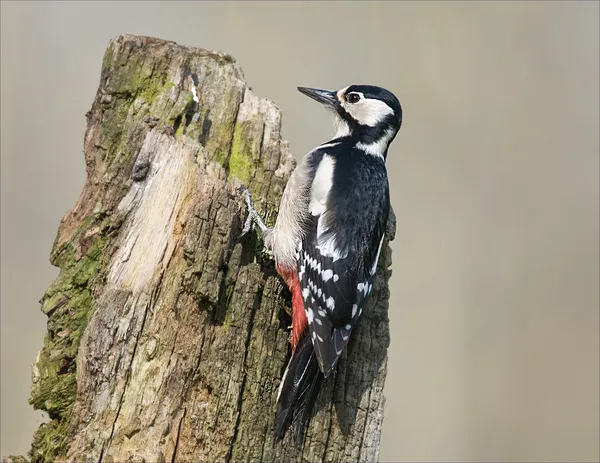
[297,87,339,108]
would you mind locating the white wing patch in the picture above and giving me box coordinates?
[309,154,348,261]
[316,232,347,261]
[309,155,335,217]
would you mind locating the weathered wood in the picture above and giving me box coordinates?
[22,34,394,463]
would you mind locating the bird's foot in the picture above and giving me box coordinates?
[238,186,269,236]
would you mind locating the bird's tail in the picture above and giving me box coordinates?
[275,329,324,447]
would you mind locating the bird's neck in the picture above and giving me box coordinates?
[330,121,396,160]
[354,127,396,159]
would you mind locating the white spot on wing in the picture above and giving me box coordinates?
[333,274,339,282]
[302,288,310,301]
[307,307,314,324]
[352,304,358,318]
[316,232,347,261]
[322,269,334,281]
[326,297,335,309]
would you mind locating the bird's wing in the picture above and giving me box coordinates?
[297,150,389,377]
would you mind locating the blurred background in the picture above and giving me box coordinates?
[1,1,598,461]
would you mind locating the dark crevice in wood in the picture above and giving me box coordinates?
[225,285,262,462]
[171,407,187,463]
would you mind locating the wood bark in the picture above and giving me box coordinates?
[17,35,395,463]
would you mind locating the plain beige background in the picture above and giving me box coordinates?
[1,1,599,461]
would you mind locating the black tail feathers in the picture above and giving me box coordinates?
[275,330,324,448]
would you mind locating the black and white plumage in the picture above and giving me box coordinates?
[242,84,402,446]
[288,85,401,379]
[296,141,390,377]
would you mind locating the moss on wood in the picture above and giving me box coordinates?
[19,35,392,463]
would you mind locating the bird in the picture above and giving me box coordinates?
[240,84,403,447]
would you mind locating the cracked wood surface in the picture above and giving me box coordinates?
[26,34,395,463]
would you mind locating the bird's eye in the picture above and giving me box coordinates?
[346,92,361,104]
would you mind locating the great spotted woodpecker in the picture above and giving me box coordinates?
[241,84,402,447]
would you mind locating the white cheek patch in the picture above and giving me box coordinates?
[345,99,395,127]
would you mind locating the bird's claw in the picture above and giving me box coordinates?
[240,212,254,237]
[238,185,269,238]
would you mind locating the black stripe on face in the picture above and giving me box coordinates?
[335,106,398,144]
[335,85,403,140]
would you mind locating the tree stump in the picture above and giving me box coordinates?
[21,34,395,463]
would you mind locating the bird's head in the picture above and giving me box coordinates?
[297,84,402,156]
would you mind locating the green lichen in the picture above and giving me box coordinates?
[99,42,181,168]
[138,79,174,106]
[168,92,194,123]
[210,123,235,167]
[29,413,72,463]
[29,223,108,462]
[228,121,258,184]
[219,284,236,330]
[228,144,252,184]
